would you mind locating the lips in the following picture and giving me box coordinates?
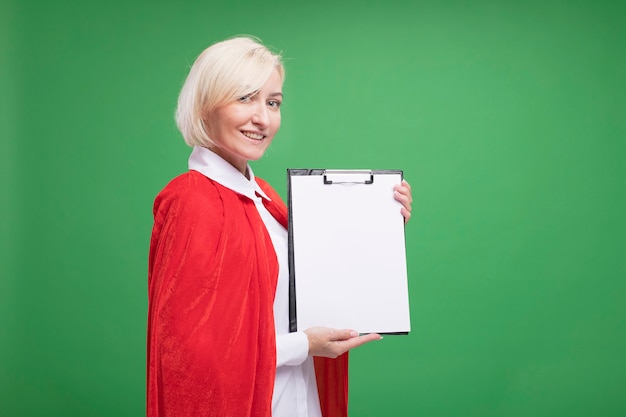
[241,131,265,140]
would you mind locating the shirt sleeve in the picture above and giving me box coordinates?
[276,331,309,367]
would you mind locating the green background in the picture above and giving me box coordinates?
[2,0,625,416]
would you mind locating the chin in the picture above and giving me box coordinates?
[245,148,270,161]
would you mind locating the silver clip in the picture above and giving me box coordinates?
[323,170,374,185]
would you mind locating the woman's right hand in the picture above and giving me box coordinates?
[303,327,382,358]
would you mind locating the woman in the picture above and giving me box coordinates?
[147,36,413,417]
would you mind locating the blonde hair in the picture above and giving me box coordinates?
[175,36,284,147]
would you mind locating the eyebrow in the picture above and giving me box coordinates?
[269,92,283,98]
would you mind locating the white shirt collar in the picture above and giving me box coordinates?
[188,146,271,201]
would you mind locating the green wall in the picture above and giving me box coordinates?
[2,0,625,416]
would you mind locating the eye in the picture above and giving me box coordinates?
[267,99,282,108]
[238,94,252,103]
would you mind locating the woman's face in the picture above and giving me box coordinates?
[206,68,283,176]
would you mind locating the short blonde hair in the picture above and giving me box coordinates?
[175,36,285,147]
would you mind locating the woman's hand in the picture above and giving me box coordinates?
[304,327,382,358]
[394,180,413,224]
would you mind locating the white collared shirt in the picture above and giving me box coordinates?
[188,146,321,417]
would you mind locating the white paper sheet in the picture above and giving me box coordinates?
[289,170,411,334]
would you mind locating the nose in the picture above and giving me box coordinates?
[251,102,269,127]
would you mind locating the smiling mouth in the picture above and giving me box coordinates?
[242,131,265,140]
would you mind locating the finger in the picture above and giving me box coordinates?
[394,181,412,194]
[394,186,413,204]
[338,333,382,351]
[329,328,359,342]
[401,207,411,224]
[394,191,412,212]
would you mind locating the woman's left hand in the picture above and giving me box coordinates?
[394,180,413,224]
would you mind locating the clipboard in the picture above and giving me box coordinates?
[288,169,411,335]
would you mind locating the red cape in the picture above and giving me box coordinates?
[147,171,349,417]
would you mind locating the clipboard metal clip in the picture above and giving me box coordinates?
[323,170,374,185]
